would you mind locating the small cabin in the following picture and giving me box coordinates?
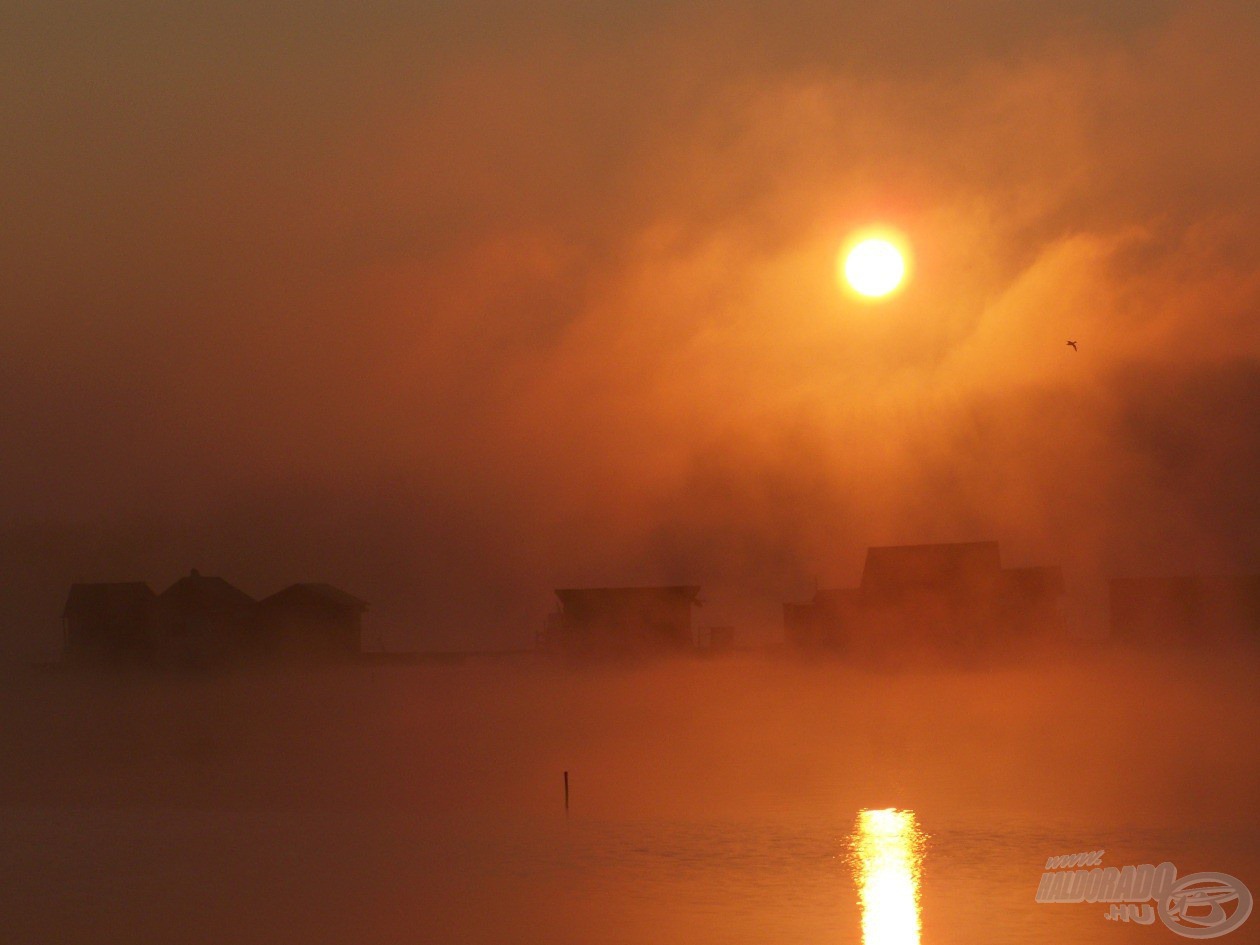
[258,583,368,658]
[785,542,1064,657]
[60,570,368,667]
[155,569,259,665]
[547,586,701,654]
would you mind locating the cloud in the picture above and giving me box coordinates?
[1,0,1258,654]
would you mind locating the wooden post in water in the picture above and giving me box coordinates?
[564,770,569,814]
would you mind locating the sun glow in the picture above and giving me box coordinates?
[850,808,927,945]
[841,235,908,299]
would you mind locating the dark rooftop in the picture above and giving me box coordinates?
[259,583,368,611]
[861,541,1003,593]
[160,569,256,613]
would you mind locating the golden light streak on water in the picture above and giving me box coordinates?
[849,809,927,945]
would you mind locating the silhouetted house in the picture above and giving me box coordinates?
[785,542,1064,658]
[61,570,371,667]
[546,586,701,654]
[1110,575,1260,647]
[62,582,158,664]
[155,569,259,666]
[258,583,367,659]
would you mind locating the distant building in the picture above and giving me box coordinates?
[62,582,158,665]
[258,583,368,658]
[785,542,1063,658]
[61,570,368,667]
[156,569,259,666]
[1110,575,1260,647]
[544,586,702,654]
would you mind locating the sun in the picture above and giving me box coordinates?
[840,235,908,299]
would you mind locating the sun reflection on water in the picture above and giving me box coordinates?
[849,809,927,945]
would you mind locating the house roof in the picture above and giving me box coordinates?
[259,583,368,611]
[160,570,256,613]
[62,582,155,618]
[861,542,1002,594]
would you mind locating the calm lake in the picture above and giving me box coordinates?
[2,653,1256,944]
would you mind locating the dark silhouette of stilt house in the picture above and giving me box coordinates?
[546,586,702,654]
[61,570,369,667]
[785,542,1063,658]
[258,583,368,658]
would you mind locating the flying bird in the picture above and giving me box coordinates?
[1066,340,1078,351]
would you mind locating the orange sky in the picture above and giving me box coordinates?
[2,0,1259,653]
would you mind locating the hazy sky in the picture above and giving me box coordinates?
[3,0,1259,653]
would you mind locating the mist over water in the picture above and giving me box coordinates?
[5,0,1259,940]
[3,647,1256,944]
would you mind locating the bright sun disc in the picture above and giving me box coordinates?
[843,238,906,298]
